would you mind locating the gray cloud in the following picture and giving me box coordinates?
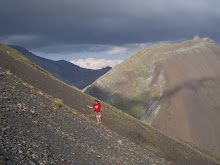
[1,0,220,50]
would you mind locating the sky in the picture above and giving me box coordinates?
[1,0,220,69]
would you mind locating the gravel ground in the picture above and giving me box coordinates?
[0,67,172,165]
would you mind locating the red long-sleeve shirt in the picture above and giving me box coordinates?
[92,103,102,112]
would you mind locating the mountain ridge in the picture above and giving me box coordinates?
[9,45,111,90]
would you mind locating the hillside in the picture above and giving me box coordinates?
[1,43,220,165]
[84,36,220,154]
[0,67,170,164]
[9,45,111,90]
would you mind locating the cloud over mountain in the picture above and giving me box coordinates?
[70,58,123,70]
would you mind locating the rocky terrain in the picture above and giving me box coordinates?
[0,67,171,164]
[9,45,111,90]
[84,36,220,154]
[1,42,219,165]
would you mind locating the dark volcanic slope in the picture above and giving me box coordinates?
[1,43,219,165]
[9,45,111,90]
[0,67,169,165]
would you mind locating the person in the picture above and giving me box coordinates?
[87,100,102,123]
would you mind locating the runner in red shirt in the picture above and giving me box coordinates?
[87,100,102,123]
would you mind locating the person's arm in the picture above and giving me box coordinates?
[87,104,94,108]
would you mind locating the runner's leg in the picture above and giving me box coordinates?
[96,115,99,123]
[98,115,101,123]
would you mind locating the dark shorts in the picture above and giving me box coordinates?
[95,112,101,115]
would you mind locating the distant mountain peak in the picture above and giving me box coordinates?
[8,45,30,54]
[192,35,215,44]
[8,45,111,89]
[192,35,201,40]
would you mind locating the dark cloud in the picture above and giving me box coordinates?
[1,0,220,50]
[32,44,110,54]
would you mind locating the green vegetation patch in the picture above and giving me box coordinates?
[115,92,152,119]
[0,155,5,163]
[0,43,31,64]
[142,144,161,155]
[68,110,75,115]
[52,98,63,109]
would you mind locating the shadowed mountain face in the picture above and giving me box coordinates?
[1,43,220,165]
[85,36,220,154]
[9,45,111,90]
